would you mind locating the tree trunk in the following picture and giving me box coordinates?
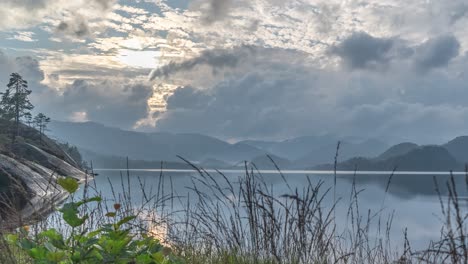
[14,81,19,140]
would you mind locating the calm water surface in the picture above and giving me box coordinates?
[75,169,468,250]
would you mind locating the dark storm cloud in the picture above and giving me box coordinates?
[56,79,153,128]
[149,46,255,80]
[413,35,460,73]
[331,32,395,69]
[156,69,330,138]
[166,86,211,110]
[153,44,468,142]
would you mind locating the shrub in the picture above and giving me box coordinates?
[6,177,182,264]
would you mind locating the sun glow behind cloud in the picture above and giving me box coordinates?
[2,0,468,140]
[116,49,160,69]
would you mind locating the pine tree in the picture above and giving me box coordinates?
[0,73,34,139]
[23,112,33,127]
[34,113,50,143]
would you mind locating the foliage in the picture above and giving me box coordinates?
[23,113,34,127]
[0,73,34,138]
[34,113,51,142]
[58,142,86,169]
[7,177,182,264]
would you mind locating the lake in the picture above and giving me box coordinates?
[71,168,467,251]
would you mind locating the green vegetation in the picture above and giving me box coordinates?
[0,73,34,139]
[4,177,181,264]
[0,166,466,264]
[0,73,51,144]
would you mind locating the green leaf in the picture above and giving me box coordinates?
[60,202,88,227]
[46,251,67,262]
[57,177,79,193]
[5,234,18,244]
[39,229,66,249]
[76,196,102,207]
[19,239,36,250]
[105,212,116,218]
[59,196,101,227]
[28,247,47,260]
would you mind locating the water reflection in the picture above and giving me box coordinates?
[79,169,467,250]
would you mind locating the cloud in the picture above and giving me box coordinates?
[0,50,45,91]
[199,0,233,25]
[57,16,90,38]
[165,86,211,110]
[0,0,117,39]
[149,46,256,80]
[0,50,152,129]
[8,0,48,8]
[153,44,468,143]
[155,62,340,139]
[331,32,395,70]
[14,56,45,84]
[7,31,37,42]
[413,35,460,73]
[93,0,116,10]
[49,79,154,129]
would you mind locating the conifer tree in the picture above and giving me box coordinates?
[34,113,50,143]
[0,73,34,139]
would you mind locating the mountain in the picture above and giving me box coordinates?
[443,136,468,163]
[377,142,419,160]
[78,149,193,170]
[49,121,266,163]
[199,158,232,169]
[238,140,278,151]
[240,135,339,160]
[247,154,293,170]
[210,143,265,163]
[295,139,388,168]
[315,146,461,171]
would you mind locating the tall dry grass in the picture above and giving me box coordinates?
[0,156,466,263]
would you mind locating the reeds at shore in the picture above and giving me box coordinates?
[0,157,467,264]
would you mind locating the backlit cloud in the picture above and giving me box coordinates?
[0,0,467,142]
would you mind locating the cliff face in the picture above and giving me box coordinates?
[0,122,88,226]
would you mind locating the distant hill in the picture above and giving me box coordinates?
[79,149,193,170]
[239,140,278,151]
[240,135,339,160]
[377,142,419,160]
[210,143,265,163]
[247,154,293,170]
[443,136,468,163]
[315,146,461,171]
[49,121,266,163]
[295,139,388,168]
[199,158,233,169]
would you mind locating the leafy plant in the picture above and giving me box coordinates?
[8,177,181,264]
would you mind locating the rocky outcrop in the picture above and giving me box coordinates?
[0,142,89,227]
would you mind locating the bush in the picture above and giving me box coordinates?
[6,177,182,264]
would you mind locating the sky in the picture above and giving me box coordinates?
[1,0,468,144]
